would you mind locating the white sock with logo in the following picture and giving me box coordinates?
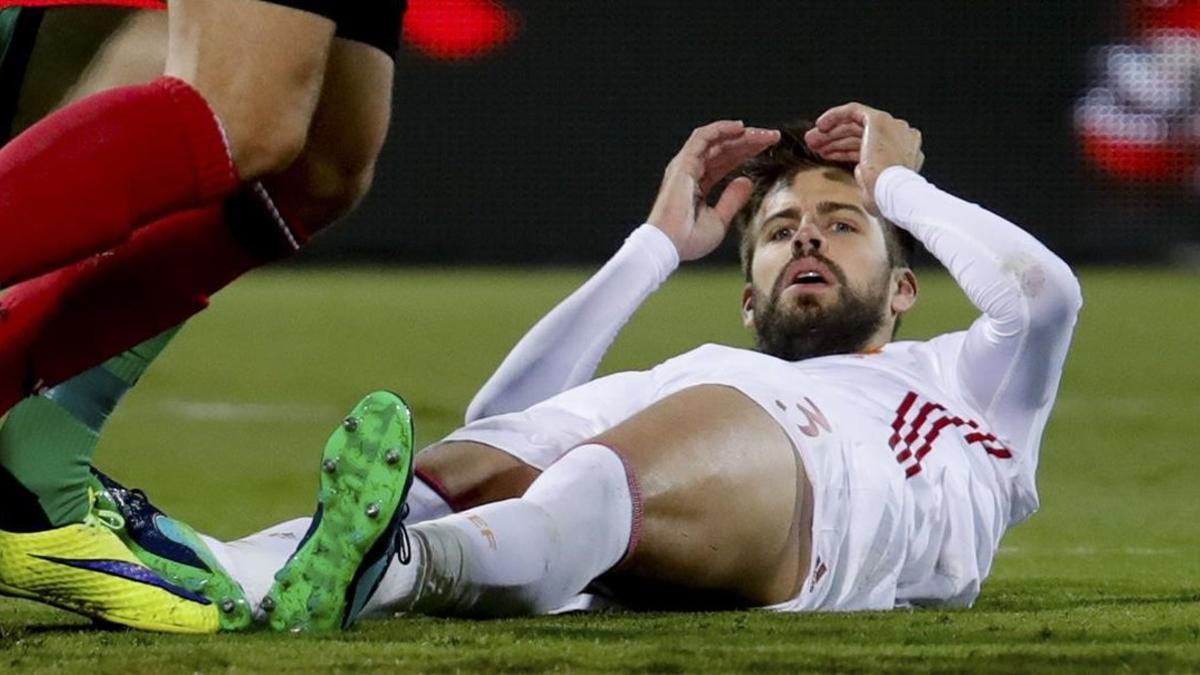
[362,443,636,618]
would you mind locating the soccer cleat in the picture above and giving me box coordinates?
[89,470,253,631]
[263,391,415,632]
[0,496,221,634]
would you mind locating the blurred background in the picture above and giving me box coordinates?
[310,0,1200,267]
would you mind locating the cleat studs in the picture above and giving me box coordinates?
[261,596,276,612]
[366,503,381,519]
[322,458,338,474]
[385,449,400,465]
[220,598,237,614]
[342,416,359,432]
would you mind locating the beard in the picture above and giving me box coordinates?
[752,254,891,362]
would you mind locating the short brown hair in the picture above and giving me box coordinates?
[731,122,917,280]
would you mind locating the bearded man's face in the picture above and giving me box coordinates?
[740,168,912,360]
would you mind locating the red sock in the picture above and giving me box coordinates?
[0,186,302,414]
[0,76,238,287]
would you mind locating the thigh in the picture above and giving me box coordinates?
[417,370,660,513]
[594,385,814,608]
[415,441,541,512]
[164,0,336,177]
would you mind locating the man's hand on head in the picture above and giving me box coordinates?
[804,103,924,215]
[647,121,780,261]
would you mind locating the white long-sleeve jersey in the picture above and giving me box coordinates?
[457,166,1082,610]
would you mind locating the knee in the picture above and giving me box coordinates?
[289,150,379,227]
[263,145,379,230]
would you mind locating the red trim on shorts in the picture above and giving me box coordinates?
[1,1,165,9]
[413,466,462,513]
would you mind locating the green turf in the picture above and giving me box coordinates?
[0,266,1197,673]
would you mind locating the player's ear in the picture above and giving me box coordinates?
[741,283,755,328]
[890,267,918,315]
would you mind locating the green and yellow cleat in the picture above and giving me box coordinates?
[89,471,253,631]
[0,499,224,634]
[263,391,415,632]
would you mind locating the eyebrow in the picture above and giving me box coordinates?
[760,201,869,226]
[816,201,869,218]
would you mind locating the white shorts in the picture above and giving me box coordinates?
[442,345,916,612]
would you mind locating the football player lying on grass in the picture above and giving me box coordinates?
[2,104,1081,630]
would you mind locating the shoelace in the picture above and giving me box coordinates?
[394,503,412,565]
[107,484,149,509]
[84,487,126,532]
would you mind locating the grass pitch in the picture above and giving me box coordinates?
[0,266,1197,673]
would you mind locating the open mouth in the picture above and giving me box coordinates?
[783,258,835,291]
[792,271,829,286]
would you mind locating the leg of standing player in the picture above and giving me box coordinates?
[0,7,394,527]
[0,1,330,632]
[0,2,400,634]
[0,8,397,543]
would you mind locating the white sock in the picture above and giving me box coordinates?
[201,517,310,609]
[199,476,454,610]
[363,443,636,618]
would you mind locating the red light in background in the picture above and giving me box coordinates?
[402,0,518,62]
[1079,132,1199,181]
[1133,0,1200,37]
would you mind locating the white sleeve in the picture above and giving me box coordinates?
[875,167,1083,461]
[464,224,680,423]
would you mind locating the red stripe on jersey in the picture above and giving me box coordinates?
[0,1,164,9]
[902,401,945,448]
[911,415,960,463]
[982,443,1013,459]
[889,391,918,447]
